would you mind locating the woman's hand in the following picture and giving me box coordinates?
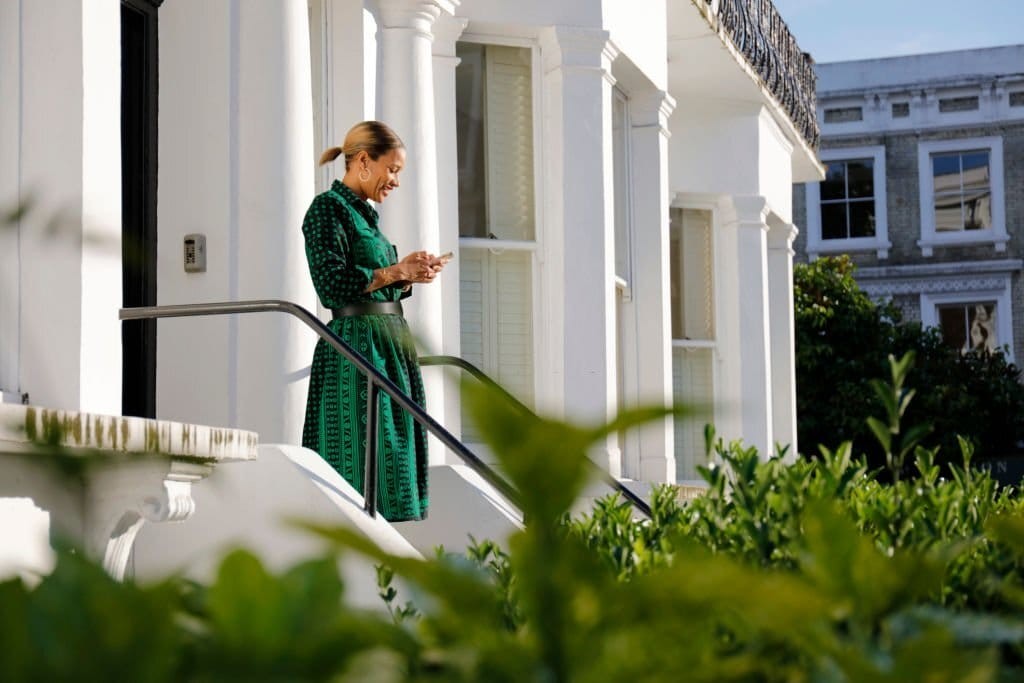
[365,251,448,293]
[396,251,446,284]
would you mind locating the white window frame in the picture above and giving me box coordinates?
[611,86,634,297]
[455,36,544,420]
[917,136,1007,257]
[920,279,1014,362]
[805,145,890,259]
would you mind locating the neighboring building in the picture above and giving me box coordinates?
[793,46,1024,362]
[0,0,821,579]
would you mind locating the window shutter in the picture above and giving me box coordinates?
[485,46,534,241]
[673,348,714,480]
[459,249,534,441]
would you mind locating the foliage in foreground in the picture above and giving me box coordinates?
[5,366,1024,681]
[794,255,1024,467]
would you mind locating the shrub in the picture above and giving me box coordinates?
[5,364,1024,680]
[794,255,1024,468]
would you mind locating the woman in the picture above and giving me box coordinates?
[301,120,446,522]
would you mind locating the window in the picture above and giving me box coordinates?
[937,302,997,353]
[670,208,715,341]
[820,159,876,240]
[612,88,632,285]
[917,137,1006,256]
[892,102,910,118]
[805,145,890,258]
[455,42,538,436]
[824,106,863,123]
[921,281,1013,361]
[670,207,715,481]
[931,150,991,232]
[938,96,979,113]
[456,43,535,241]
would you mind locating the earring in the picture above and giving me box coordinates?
[358,167,371,182]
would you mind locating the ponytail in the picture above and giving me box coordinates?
[318,146,343,166]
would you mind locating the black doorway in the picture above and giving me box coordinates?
[121,0,160,418]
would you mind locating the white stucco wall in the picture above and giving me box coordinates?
[8,0,122,414]
[157,0,234,429]
[757,109,795,222]
[603,0,667,88]
[157,0,317,444]
[0,0,21,395]
[669,102,763,197]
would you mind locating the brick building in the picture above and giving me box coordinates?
[793,45,1024,362]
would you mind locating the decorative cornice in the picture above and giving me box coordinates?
[767,222,799,251]
[631,89,677,138]
[378,0,458,39]
[856,259,1023,282]
[539,26,616,80]
[728,195,769,227]
[431,13,468,57]
[856,261,1021,298]
[861,276,1011,298]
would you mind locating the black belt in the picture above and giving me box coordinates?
[332,301,404,318]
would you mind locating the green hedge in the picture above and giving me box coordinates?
[5,365,1024,681]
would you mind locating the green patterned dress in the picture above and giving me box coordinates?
[301,180,428,522]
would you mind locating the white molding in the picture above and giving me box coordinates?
[805,145,890,259]
[916,135,1006,257]
[817,76,1024,136]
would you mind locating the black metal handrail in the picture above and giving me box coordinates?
[121,300,654,520]
[119,300,521,517]
[419,355,653,517]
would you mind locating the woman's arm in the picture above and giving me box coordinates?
[301,196,374,308]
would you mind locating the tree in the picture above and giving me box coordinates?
[794,256,1024,468]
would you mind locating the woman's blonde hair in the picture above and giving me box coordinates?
[318,120,404,167]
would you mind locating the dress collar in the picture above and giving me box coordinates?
[332,179,379,225]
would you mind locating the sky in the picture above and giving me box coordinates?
[771,0,1024,64]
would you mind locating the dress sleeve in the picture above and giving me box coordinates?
[302,194,374,308]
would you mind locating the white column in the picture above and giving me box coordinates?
[378,0,457,464]
[431,13,468,455]
[233,0,317,443]
[16,0,121,414]
[767,219,798,458]
[725,195,774,456]
[539,26,620,475]
[627,89,677,483]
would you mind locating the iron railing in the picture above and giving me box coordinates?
[419,356,654,517]
[706,0,820,149]
[120,300,653,520]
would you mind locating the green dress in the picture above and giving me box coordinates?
[301,180,428,522]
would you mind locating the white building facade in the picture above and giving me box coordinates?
[1,0,822,509]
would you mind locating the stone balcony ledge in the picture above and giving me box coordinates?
[0,404,258,462]
[0,404,258,582]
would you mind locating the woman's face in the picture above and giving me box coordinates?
[359,147,405,203]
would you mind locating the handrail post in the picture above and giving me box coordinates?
[363,379,380,517]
